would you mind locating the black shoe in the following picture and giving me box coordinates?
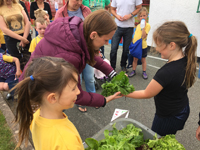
[121,67,128,73]
[6,93,12,100]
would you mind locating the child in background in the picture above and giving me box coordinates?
[34,8,51,25]
[29,17,47,53]
[0,29,6,53]
[125,21,197,136]
[0,53,21,91]
[13,57,84,149]
[128,7,151,79]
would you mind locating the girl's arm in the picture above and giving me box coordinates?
[12,57,21,78]
[126,79,163,99]
[142,28,147,39]
[0,16,29,43]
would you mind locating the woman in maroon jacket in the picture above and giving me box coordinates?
[20,10,120,107]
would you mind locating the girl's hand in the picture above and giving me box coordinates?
[15,70,21,78]
[106,92,123,103]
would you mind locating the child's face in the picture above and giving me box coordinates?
[57,73,80,109]
[155,42,171,59]
[35,22,47,37]
[44,15,50,25]
[139,11,148,22]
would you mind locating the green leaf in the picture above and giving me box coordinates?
[85,138,99,149]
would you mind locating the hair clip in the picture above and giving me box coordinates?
[30,75,34,81]
[188,34,193,38]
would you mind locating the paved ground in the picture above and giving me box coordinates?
[64,45,200,150]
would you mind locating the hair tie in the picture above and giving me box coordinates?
[188,34,193,38]
[30,75,34,81]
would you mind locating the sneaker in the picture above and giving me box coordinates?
[127,64,132,69]
[142,72,148,79]
[128,70,136,77]
[121,67,128,73]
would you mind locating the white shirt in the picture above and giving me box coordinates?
[111,0,142,28]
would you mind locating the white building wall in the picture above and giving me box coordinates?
[147,0,200,57]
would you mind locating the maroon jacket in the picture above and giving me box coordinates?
[20,16,116,107]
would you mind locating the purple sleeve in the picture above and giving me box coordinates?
[75,76,106,107]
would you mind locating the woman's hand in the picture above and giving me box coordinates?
[106,92,123,103]
[21,37,29,44]
[196,126,200,141]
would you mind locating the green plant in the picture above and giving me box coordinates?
[101,71,135,97]
[85,123,144,150]
[0,111,17,150]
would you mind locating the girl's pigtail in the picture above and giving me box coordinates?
[12,77,34,149]
[184,35,197,88]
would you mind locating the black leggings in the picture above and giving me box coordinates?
[4,33,32,59]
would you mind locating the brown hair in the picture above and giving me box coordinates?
[83,9,117,66]
[137,7,148,19]
[0,0,17,7]
[12,57,78,148]
[34,8,48,19]
[34,17,47,26]
[153,21,197,88]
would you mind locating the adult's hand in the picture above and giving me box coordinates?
[122,14,132,21]
[106,92,122,103]
[196,126,200,141]
[116,15,124,21]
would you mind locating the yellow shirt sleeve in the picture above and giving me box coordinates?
[3,55,13,63]
[29,38,36,53]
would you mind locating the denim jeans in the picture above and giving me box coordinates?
[110,27,133,69]
[80,64,96,93]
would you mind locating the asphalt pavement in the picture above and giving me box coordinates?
[64,45,200,150]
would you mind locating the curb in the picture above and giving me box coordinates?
[0,92,34,150]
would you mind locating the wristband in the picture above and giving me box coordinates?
[131,13,134,18]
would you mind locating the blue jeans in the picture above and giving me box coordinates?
[80,64,96,93]
[110,27,133,69]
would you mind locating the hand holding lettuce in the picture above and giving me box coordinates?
[101,71,135,97]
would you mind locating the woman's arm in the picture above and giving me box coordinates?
[0,16,28,43]
[12,57,21,78]
[126,79,163,99]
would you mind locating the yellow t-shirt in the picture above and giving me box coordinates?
[29,36,43,53]
[0,3,24,35]
[133,23,151,49]
[3,55,13,63]
[0,29,5,44]
[30,109,84,150]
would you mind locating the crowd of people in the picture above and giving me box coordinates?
[0,0,200,149]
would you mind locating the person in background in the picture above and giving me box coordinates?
[30,0,52,20]
[34,8,51,25]
[0,29,6,53]
[125,21,197,136]
[110,0,142,72]
[128,7,150,79]
[0,0,31,61]
[29,17,47,53]
[55,0,93,112]
[19,10,118,110]
[0,53,21,92]
[14,57,121,149]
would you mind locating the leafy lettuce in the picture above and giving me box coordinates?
[101,71,135,97]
